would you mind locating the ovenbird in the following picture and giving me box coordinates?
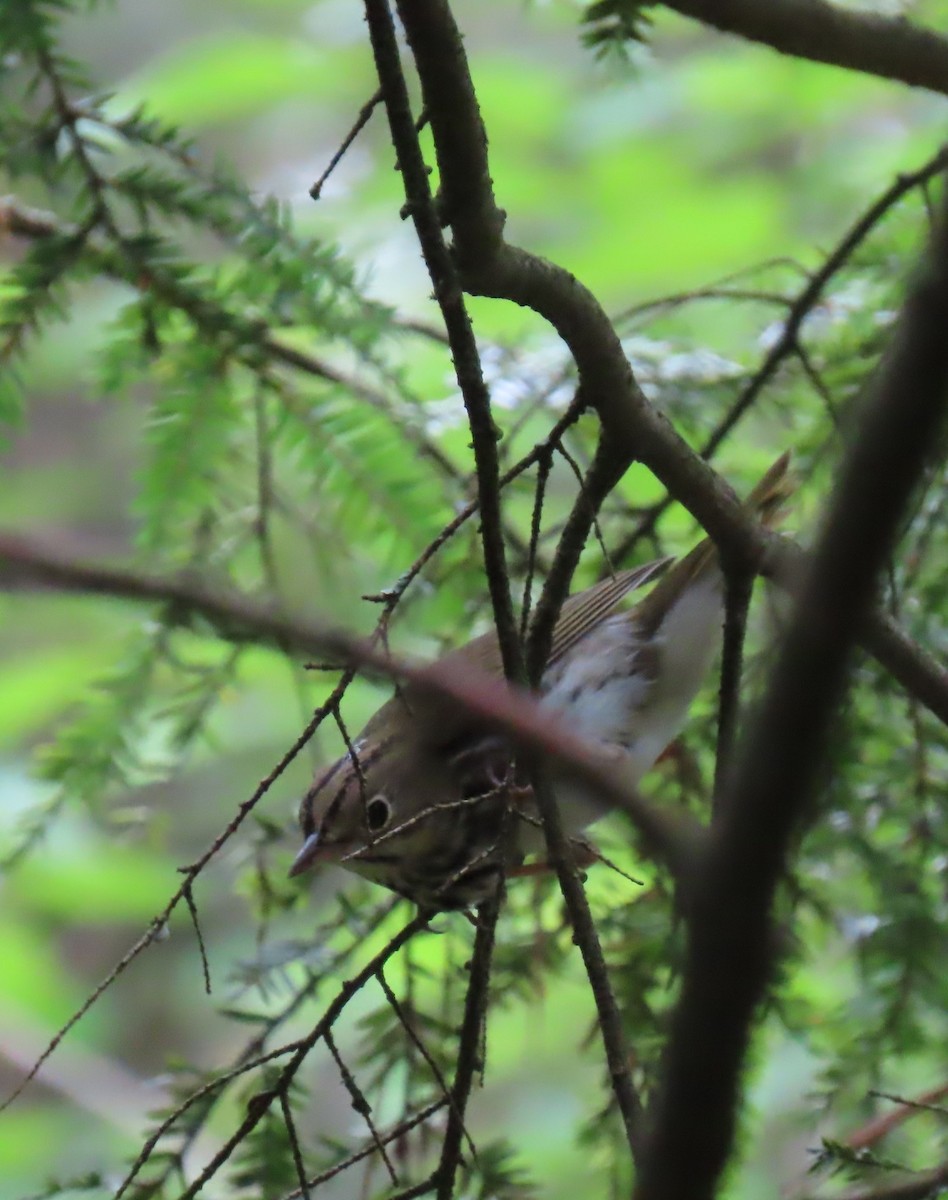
[291,455,791,910]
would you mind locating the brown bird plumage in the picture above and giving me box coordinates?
[292,454,792,910]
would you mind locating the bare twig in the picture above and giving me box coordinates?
[310,87,383,200]
[181,882,212,995]
[279,1090,312,1200]
[610,145,948,565]
[365,0,522,685]
[433,890,501,1200]
[852,1082,948,1150]
[376,968,476,1160]
[524,438,627,684]
[700,149,948,461]
[325,1030,399,1185]
[519,446,553,641]
[175,912,431,1200]
[532,767,646,1156]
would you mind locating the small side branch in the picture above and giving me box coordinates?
[524,437,627,685]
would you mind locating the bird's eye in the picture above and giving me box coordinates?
[365,795,392,833]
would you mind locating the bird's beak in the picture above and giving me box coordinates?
[289,832,330,878]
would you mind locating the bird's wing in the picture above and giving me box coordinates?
[546,557,673,665]
[365,453,792,746]
[452,556,673,676]
[630,451,793,637]
[363,558,672,749]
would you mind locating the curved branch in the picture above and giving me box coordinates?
[392,0,948,735]
[662,0,948,97]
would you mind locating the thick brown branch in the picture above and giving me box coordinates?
[634,191,948,1200]
[386,4,948,737]
[662,0,948,97]
[0,531,694,875]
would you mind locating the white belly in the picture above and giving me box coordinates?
[539,574,722,834]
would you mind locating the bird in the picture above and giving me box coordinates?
[290,455,792,911]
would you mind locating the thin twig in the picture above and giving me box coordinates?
[433,889,502,1200]
[376,967,477,1160]
[524,437,628,684]
[325,1029,399,1185]
[520,446,553,642]
[611,145,948,566]
[310,88,384,200]
[279,1090,312,1200]
[181,881,212,995]
[555,439,616,577]
[366,0,523,685]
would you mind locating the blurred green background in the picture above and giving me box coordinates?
[2,1,947,1197]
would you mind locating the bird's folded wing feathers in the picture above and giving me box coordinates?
[629,451,793,637]
[364,453,792,746]
[453,556,673,676]
[364,557,673,748]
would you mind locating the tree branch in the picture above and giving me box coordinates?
[611,145,948,563]
[365,0,522,685]
[6,191,948,725]
[390,0,948,733]
[433,891,501,1200]
[634,187,948,1200]
[524,435,628,684]
[661,0,948,97]
[0,530,695,876]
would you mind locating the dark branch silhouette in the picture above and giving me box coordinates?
[660,0,948,96]
[634,184,948,1200]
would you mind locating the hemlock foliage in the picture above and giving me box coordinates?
[1,2,946,1199]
